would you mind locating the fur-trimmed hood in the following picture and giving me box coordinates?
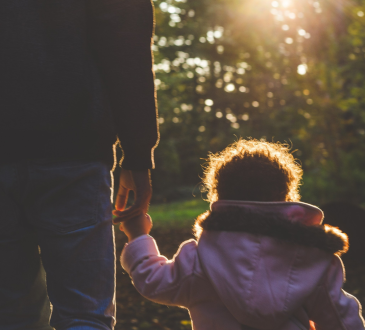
[196,201,349,329]
[196,200,348,256]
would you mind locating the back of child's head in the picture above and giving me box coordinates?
[202,139,303,203]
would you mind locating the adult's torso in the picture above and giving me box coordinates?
[0,1,115,165]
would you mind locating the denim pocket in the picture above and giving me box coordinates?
[26,160,109,234]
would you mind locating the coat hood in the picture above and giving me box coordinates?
[196,201,348,330]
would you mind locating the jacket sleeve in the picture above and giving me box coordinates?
[306,256,365,330]
[88,0,158,170]
[120,235,199,307]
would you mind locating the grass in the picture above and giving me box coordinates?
[148,198,210,227]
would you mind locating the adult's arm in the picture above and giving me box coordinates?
[89,0,159,170]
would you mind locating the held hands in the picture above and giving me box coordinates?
[112,168,153,242]
[119,213,152,242]
[112,168,152,223]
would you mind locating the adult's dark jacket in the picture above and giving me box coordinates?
[0,0,158,169]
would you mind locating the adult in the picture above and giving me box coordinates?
[0,0,158,329]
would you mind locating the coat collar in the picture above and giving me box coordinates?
[197,200,348,256]
[211,200,324,225]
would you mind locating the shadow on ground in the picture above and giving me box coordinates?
[114,226,365,330]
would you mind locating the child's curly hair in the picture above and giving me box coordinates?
[201,139,303,203]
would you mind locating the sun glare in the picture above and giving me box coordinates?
[282,0,291,8]
[297,64,307,75]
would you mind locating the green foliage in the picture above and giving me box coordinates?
[149,199,209,227]
[151,0,365,205]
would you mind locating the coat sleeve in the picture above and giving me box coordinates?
[306,256,365,330]
[88,0,158,170]
[120,235,199,307]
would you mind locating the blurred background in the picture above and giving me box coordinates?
[147,0,365,206]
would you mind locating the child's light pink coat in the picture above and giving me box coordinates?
[121,201,365,330]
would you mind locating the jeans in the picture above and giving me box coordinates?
[0,159,115,330]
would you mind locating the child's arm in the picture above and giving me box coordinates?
[118,213,153,242]
[305,256,365,330]
[120,214,201,308]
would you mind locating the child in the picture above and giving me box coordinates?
[117,139,365,330]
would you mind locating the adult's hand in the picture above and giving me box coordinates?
[112,168,152,223]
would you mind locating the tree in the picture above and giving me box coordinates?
[151,0,365,205]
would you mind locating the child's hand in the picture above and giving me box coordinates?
[119,213,152,242]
